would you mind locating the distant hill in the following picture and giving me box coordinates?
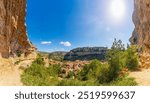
[38,51,50,57]
[64,47,108,61]
[48,51,68,61]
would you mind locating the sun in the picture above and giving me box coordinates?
[110,0,126,20]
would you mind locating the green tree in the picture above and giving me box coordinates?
[111,38,125,51]
[126,45,139,70]
[106,39,126,81]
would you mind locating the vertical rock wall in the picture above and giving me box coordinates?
[130,0,150,52]
[0,0,35,58]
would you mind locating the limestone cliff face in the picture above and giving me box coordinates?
[130,0,150,52]
[64,47,108,61]
[0,0,35,58]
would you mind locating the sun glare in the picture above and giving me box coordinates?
[110,0,126,21]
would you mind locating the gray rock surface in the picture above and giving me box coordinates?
[64,47,107,61]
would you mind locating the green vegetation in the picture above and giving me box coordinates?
[21,39,138,86]
[48,52,67,61]
[15,60,21,65]
[66,71,75,79]
[33,54,45,65]
[16,50,22,57]
[77,60,111,83]
[126,46,139,71]
[47,64,62,77]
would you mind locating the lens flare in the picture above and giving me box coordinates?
[110,0,126,20]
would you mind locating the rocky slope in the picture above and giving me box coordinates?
[0,0,35,58]
[49,51,67,61]
[130,0,150,52]
[64,47,107,61]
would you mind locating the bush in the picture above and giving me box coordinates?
[96,63,110,83]
[105,39,127,81]
[33,54,45,65]
[126,46,139,71]
[21,63,49,86]
[25,63,48,78]
[77,64,90,81]
[57,79,85,86]
[66,71,75,79]
[21,56,62,86]
[47,64,61,77]
[16,50,22,57]
[78,59,121,84]
[108,50,121,80]
[77,59,101,81]
[107,76,137,86]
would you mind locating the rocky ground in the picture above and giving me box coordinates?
[0,58,34,86]
[1,54,150,86]
[129,69,150,86]
[129,53,150,86]
[48,59,90,77]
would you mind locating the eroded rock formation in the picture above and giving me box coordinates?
[64,47,107,61]
[0,0,35,58]
[130,0,150,52]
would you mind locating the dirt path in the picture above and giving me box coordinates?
[0,58,33,86]
[129,69,150,86]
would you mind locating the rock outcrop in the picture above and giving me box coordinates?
[139,53,150,69]
[130,0,150,52]
[64,47,107,61]
[0,0,35,58]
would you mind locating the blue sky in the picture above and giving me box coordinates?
[26,0,134,52]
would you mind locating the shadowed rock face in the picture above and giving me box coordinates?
[130,0,150,52]
[0,0,35,58]
[64,47,108,61]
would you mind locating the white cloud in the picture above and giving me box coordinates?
[60,41,71,47]
[41,41,52,45]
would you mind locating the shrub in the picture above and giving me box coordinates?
[107,76,137,86]
[77,59,101,81]
[105,39,127,81]
[33,54,45,65]
[78,59,120,84]
[23,63,48,78]
[66,71,75,79]
[21,63,49,86]
[96,63,110,83]
[57,79,85,86]
[47,64,61,77]
[16,50,22,57]
[108,51,121,80]
[126,45,139,71]
[77,64,90,81]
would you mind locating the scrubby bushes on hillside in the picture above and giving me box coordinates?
[21,56,62,86]
[126,45,139,71]
[47,64,61,77]
[21,63,48,86]
[33,54,45,65]
[78,59,120,84]
[21,39,138,86]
